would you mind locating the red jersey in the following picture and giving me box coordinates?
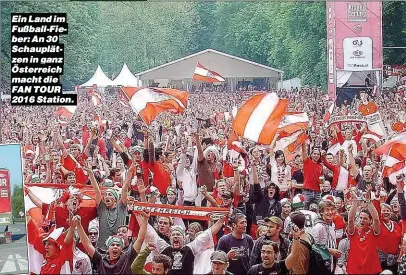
[378,221,402,255]
[347,227,382,274]
[303,158,323,192]
[42,203,97,234]
[61,153,88,184]
[149,161,171,195]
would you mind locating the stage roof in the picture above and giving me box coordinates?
[135,49,283,80]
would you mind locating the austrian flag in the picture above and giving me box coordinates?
[121,87,189,125]
[55,106,77,120]
[232,93,288,144]
[193,62,225,83]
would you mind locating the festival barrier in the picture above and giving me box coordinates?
[24,183,229,221]
[328,115,368,126]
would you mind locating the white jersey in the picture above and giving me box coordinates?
[284,210,319,235]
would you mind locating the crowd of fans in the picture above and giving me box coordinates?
[1,83,406,275]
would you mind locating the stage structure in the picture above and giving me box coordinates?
[134,49,284,92]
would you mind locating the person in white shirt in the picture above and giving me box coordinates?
[176,146,198,206]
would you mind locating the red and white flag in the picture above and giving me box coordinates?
[276,130,308,162]
[55,106,77,120]
[383,148,406,183]
[91,91,102,106]
[27,219,73,274]
[121,87,189,125]
[277,112,309,136]
[193,62,225,83]
[232,93,288,144]
[323,101,335,122]
[336,166,350,191]
[362,131,382,144]
[374,131,406,156]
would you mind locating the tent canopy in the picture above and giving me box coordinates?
[80,65,115,87]
[112,63,142,87]
[135,49,283,80]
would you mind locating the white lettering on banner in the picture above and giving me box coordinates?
[0,179,7,187]
[343,37,372,71]
[347,2,367,22]
[1,189,8,198]
[366,112,387,137]
[328,115,367,126]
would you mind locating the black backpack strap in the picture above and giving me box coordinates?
[299,238,312,251]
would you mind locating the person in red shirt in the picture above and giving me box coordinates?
[301,142,323,209]
[145,137,171,195]
[27,215,75,275]
[25,186,97,235]
[347,187,382,274]
[378,202,402,273]
[56,128,94,185]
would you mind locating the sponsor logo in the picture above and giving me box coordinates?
[353,50,363,57]
[348,2,367,22]
[353,24,362,34]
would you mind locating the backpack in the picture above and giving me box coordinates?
[300,234,332,275]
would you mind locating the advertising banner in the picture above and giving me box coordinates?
[0,169,11,225]
[334,1,383,70]
[328,1,383,98]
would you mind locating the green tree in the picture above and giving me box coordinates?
[11,185,24,218]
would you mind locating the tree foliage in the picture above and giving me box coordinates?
[1,1,405,92]
[11,185,24,218]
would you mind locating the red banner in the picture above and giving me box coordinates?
[0,169,11,214]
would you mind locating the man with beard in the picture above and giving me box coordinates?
[85,164,131,251]
[347,186,381,274]
[186,222,204,243]
[247,241,288,275]
[75,211,149,275]
[217,214,254,275]
[145,216,226,274]
[25,186,97,234]
[249,216,289,266]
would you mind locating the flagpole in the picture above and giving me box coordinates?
[119,86,149,128]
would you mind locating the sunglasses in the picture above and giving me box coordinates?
[88,232,98,236]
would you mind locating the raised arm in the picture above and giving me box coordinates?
[201,185,218,207]
[121,164,134,205]
[194,133,204,162]
[365,187,380,234]
[64,221,75,245]
[347,190,359,235]
[133,211,150,253]
[74,215,95,258]
[347,144,358,178]
[83,165,102,205]
[25,187,43,208]
[301,141,308,162]
[397,178,406,220]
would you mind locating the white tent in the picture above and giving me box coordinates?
[112,63,142,87]
[80,65,115,87]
